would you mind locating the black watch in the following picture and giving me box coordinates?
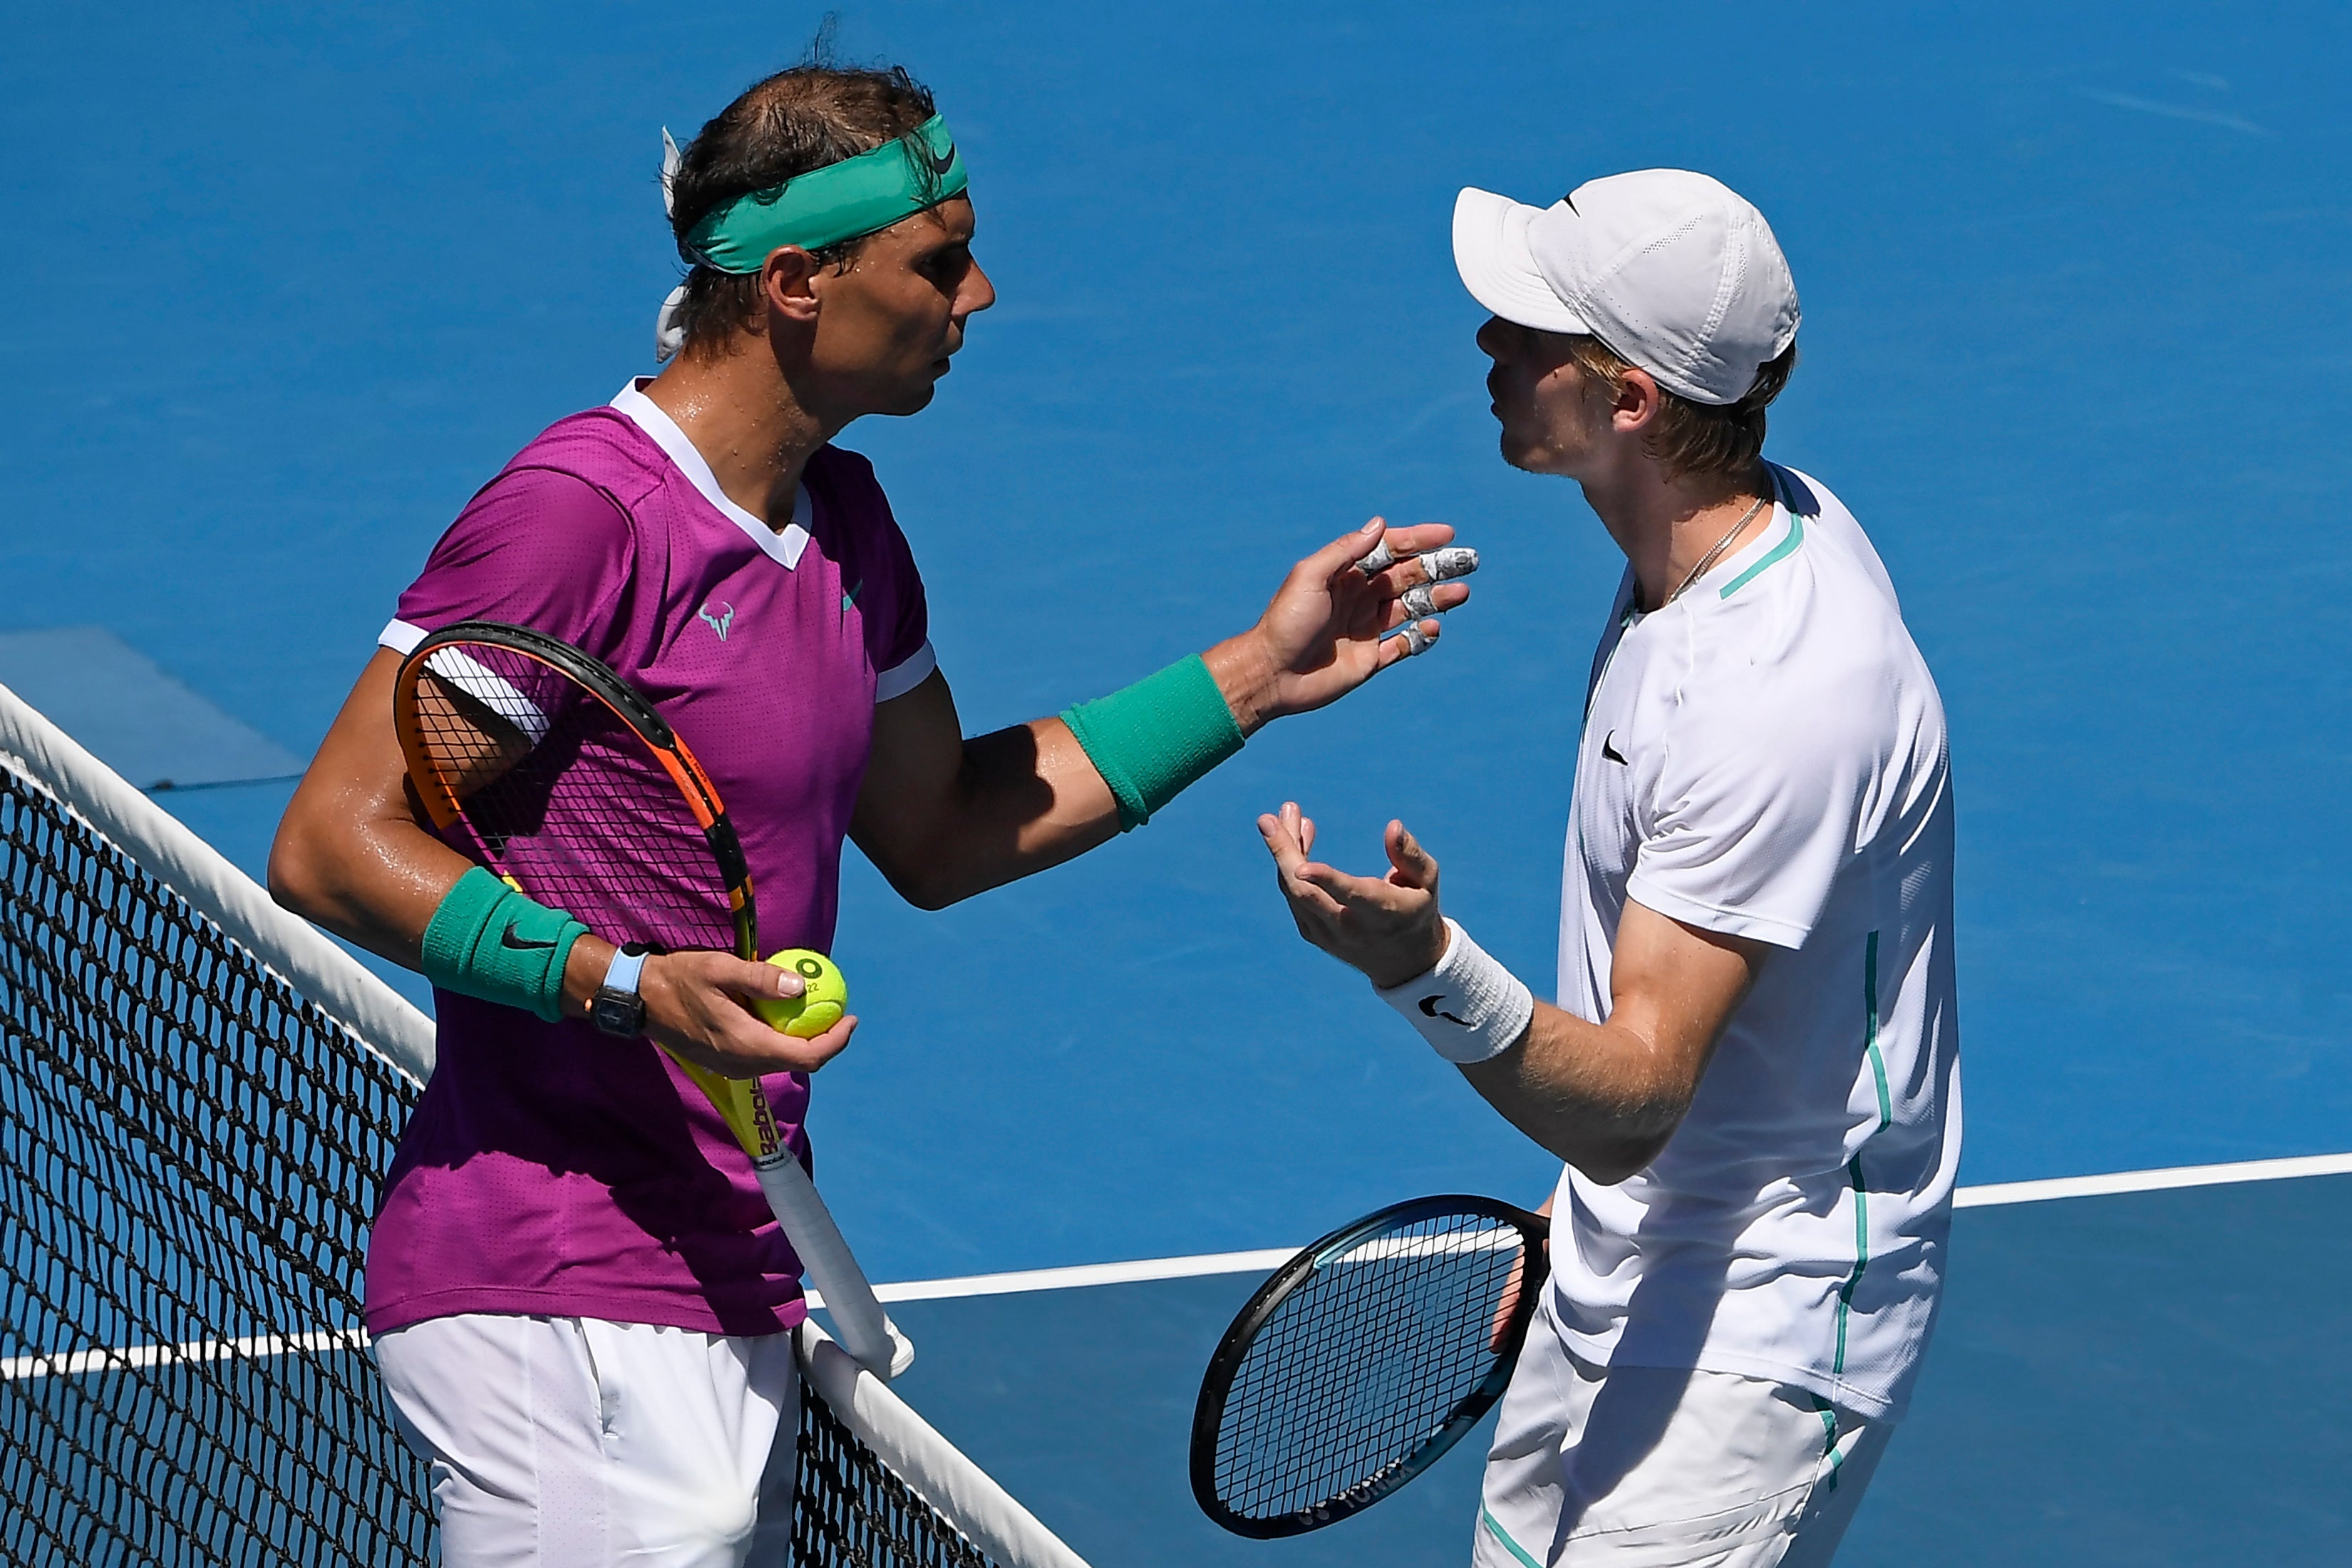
[589,944,652,1038]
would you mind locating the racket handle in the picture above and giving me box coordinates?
[753,1152,915,1380]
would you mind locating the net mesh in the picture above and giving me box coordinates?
[0,748,1006,1567]
[1207,1207,1533,1527]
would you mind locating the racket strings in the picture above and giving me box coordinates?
[1212,1211,1530,1522]
[407,642,739,953]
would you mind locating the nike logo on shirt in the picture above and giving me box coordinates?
[1602,731,1629,765]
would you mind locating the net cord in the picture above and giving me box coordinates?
[799,1319,1091,1568]
[0,679,435,1084]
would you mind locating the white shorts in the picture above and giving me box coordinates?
[1475,1298,1891,1568]
[374,1314,800,1568]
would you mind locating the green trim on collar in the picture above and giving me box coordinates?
[1717,512,1805,599]
[685,115,968,272]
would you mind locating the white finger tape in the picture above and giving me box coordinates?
[1358,542,1482,581]
[1401,584,1438,619]
[1375,917,1534,1063]
[1417,546,1480,582]
[1395,621,1436,655]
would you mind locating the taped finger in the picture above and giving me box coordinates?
[1416,545,1480,583]
[1393,620,1437,656]
[1355,540,1399,577]
[1401,583,1440,619]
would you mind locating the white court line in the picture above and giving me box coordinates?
[1950,1150,2352,1209]
[805,1248,1299,1311]
[0,1326,368,1383]
[16,1152,2352,1376]
[810,1229,1527,1309]
[830,1148,2352,1306]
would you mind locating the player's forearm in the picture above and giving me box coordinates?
[1458,1001,1695,1183]
[267,793,463,969]
[873,716,1123,908]
[857,649,1254,907]
[955,633,1275,889]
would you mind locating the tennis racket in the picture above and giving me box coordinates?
[392,619,912,1378]
[1190,1194,1549,1537]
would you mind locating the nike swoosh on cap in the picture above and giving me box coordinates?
[1602,731,1629,765]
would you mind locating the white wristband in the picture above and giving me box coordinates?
[1375,917,1534,1064]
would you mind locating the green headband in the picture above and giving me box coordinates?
[684,115,967,272]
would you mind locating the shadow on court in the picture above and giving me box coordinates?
[872,1174,2352,1567]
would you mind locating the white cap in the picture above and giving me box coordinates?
[1452,169,1800,406]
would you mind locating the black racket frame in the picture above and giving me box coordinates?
[393,619,758,958]
[1190,1192,1551,1538]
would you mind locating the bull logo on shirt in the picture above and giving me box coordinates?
[698,600,736,641]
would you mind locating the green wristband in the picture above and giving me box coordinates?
[1060,654,1246,832]
[420,867,589,1023]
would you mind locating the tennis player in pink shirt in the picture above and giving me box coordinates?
[269,57,1475,1568]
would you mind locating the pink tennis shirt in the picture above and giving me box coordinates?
[365,381,934,1337]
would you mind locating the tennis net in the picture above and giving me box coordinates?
[0,678,1088,1568]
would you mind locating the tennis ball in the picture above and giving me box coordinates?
[750,949,849,1038]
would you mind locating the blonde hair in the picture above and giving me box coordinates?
[1568,336,1797,481]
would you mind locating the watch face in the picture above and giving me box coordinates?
[592,990,646,1038]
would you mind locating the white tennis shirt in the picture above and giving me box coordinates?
[1548,463,1960,1423]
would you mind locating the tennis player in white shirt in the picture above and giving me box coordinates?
[1258,169,1959,1566]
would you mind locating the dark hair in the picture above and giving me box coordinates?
[666,56,938,358]
[1567,336,1798,482]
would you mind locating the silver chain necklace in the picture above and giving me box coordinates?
[1662,492,1771,607]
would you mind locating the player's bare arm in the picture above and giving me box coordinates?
[852,519,1470,909]
[1257,803,1763,1182]
[269,651,847,1079]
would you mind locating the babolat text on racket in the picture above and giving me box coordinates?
[392,619,911,1377]
[1191,1194,1549,1537]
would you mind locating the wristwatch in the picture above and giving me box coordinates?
[589,944,652,1038]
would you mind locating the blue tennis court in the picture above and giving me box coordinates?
[4,1,2348,1561]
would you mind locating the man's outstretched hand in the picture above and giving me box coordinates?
[1207,518,1474,733]
[1258,802,1451,989]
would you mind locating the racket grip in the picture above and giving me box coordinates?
[753,1153,915,1380]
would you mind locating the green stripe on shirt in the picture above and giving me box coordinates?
[1834,931,1893,1375]
[1482,1505,1544,1568]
